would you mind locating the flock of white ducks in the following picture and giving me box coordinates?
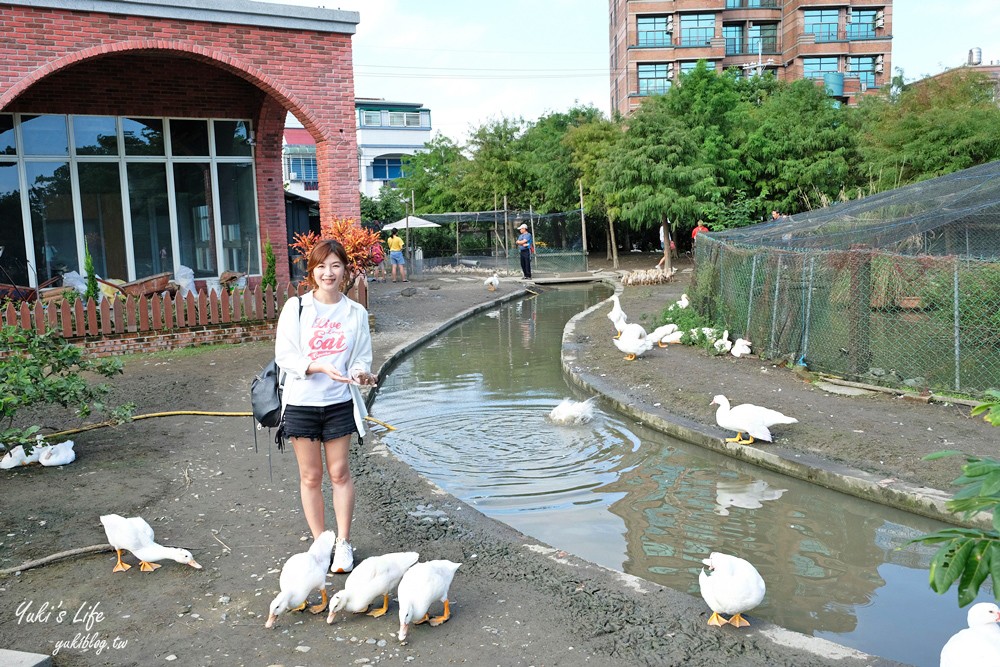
[1,438,76,469]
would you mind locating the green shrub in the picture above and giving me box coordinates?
[0,325,134,453]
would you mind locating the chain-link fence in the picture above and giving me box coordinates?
[693,161,1000,397]
[401,209,589,275]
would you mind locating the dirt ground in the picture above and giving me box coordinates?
[1,252,992,667]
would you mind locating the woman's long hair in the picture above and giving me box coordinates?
[303,239,350,291]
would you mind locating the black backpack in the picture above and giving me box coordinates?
[250,297,302,429]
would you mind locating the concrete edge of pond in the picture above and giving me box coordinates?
[561,281,991,531]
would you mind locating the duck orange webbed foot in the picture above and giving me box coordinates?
[367,594,390,618]
[707,611,728,627]
[428,600,451,627]
[139,561,161,572]
[308,589,329,614]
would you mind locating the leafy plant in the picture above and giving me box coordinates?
[908,450,1000,606]
[0,325,135,454]
[971,389,1000,426]
[288,217,382,291]
[261,239,277,291]
[83,247,99,303]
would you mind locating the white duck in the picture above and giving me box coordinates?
[607,294,627,338]
[100,514,202,573]
[940,602,1000,666]
[549,397,597,425]
[730,338,752,358]
[713,330,732,354]
[484,274,499,292]
[613,323,654,361]
[674,293,690,309]
[699,552,765,627]
[40,439,76,466]
[1,444,43,469]
[710,394,797,445]
[266,530,337,628]
[649,323,679,347]
[327,551,419,624]
[397,559,461,641]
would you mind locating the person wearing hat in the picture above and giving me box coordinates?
[515,223,533,279]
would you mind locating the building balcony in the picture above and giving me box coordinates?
[723,0,780,8]
[725,38,779,57]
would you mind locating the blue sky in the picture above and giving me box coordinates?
[265,0,1000,141]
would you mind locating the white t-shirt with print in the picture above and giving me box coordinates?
[284,298,353,406]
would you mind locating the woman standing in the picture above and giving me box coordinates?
[386,228,407,283]
[274,239,378,573]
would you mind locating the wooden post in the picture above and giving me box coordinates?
[503,194,509,258]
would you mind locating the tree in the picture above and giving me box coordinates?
[360,185,406,227]
[261,239,277,291]
[395,135,467,213]
[742,78,859,215]
[519,105,605,214]
[461,117,529,210]
[853,69,1000,192]
[288,218,381,291]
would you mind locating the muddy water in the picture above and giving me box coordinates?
[372,285,985,667]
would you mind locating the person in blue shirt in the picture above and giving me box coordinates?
[516,223,533,279]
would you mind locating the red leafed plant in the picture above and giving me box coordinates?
[289,217,382,291]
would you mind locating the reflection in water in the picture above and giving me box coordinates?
[373,286,985,667]
[714,479,786,516]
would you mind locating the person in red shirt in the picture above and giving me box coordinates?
[691,221,709,242]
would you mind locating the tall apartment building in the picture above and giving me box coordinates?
[609,0,893,116]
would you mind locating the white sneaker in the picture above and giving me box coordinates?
[331,538,354,573]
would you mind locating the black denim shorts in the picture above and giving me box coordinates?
[282,401,357,442]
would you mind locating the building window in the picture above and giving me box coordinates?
[847,56,877,88]
[679,61,705,76]
[286,156,317,182]
[361,110,381,126]
[803,56,839,79]
[804,9,839,43]
[680,14,714,47]
[0,112,260,284]
[372,157,403,180]
[388,112,421,128]
[723,25,743,55]
[637,15,671,47]
[637,63,671,95]
[749,24,778,54]
[727,0,777,7]
[846,10,877,40]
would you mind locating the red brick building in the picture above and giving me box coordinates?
[0,0,360,288]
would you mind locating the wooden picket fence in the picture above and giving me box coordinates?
[0,284,308,339]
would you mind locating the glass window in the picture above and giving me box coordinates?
[217,163,259,274]
[22,115,69,156]
[214,120,253,157]
[73,116,118,156]
[123,117,164,156]
[173,162,216,277]
[637,15,671,47]
[680,13,714,47]
[27,161,78,280]
[638,63,671,95]
[0,162,29,285]
[78,163,127,279]
[749,24,778,53]
[680,61,704,76]
[361,110,381,126]
[723,25,743,55]
[127,163,172,278]
[286,156,318,181]
[804,9,839,42]
[372,157,403,180]
[848,56,877,87]
[0,114,15,155]
[388,112,421,127]
[169,119,210,157]
[803,56,839,79]
[846,10,877,40]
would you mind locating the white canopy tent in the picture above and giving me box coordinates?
[383,216,441,230]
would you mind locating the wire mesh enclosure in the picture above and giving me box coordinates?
[404,209,588,275]
[693,161,1000,397]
